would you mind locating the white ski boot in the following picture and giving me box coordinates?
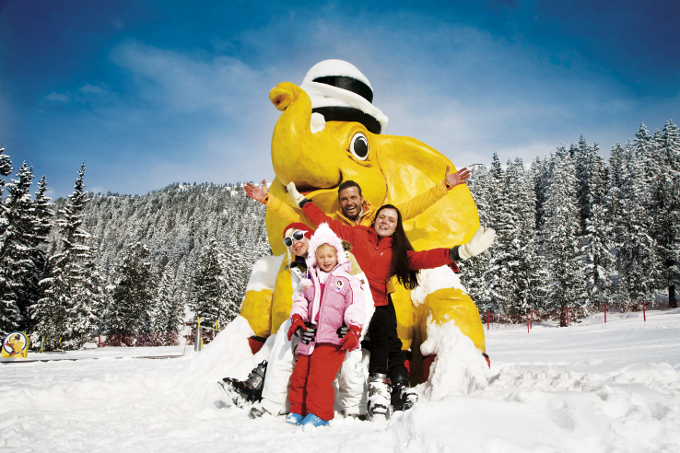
[367,373,392,421]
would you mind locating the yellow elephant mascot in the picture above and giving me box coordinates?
[239,60,488,383]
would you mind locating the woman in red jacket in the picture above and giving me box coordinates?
[287,182,495,419]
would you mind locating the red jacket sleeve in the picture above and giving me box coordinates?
[407,248,455,271]
[302,202,357,242]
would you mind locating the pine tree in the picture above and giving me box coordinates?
[0,162,36,331]
[0,144,18,336]
[651,121,680,307]
[462,164,494,311]
[107,242,155,337]
[612,139,661,308]
[153,264,185,344]
[190,238,226,327]
[540,149,586,325]
[32,163,99,348]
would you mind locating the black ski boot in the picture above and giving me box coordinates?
[217,360,267,407]
[390,374,418,411]
[367,373,392,420]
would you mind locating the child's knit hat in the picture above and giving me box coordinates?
[305,223,348,268]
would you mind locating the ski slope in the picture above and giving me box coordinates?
[2,309,679,453]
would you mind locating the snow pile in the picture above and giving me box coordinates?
[175,315,261,386]
[419,320,490,399]
[2,310,680,452]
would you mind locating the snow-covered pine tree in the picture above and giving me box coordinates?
[462,164,494,311]
[189,238,227,328]
[222,237,246,323]
[107,242,155,337]
[540,147,586,325]
[651,121,680,308]
[26,176,55,329]
[0,162,35,332]
[33,163,100,348]
[612,138,661,309]
[574,138,614,307]
[0,144,18,336]
[479,153,509,313]
[153,264,185,344]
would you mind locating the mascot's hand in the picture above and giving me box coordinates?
[339,325,362,350]
[458,227,496,260]
[287,314,307,341]
[286,181,307,207]
[444,165,471,189]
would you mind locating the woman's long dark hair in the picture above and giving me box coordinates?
[373,204,420,290]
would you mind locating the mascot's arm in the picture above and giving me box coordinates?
[266,193,317,230]
[395,180,449,222]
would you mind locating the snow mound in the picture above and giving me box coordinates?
[175,316,266,386]
[418,320,490,400]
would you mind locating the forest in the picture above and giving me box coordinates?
[0,120,678,347]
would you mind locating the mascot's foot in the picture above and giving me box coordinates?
[367,373,392,421]
[217,360,267,407]
[390,374,418,411]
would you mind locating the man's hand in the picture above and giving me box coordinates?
[444,166,471,189]
[244,179,268,202]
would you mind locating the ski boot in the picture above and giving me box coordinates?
[301,413,330,427]
[367,373,392,421]
[217,360,267,407]
[390,374,418,412]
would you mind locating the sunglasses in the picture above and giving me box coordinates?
[284,230,306,247]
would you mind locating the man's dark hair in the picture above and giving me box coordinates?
[338,180,362,197]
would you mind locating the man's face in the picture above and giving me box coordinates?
[338,186,363,220]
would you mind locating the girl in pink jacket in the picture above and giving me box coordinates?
[286,223,366,427]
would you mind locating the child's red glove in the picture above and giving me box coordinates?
[339,325,362,350]
[287,314,307,341]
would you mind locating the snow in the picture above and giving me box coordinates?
[2,311,680,452]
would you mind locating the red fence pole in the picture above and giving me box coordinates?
[527,312,530,333]
[487,310,490,330]
[604,302,607,323]
[643,301,646,322]
[566,306,570,326]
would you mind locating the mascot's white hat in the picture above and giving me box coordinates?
[301,59,389,134]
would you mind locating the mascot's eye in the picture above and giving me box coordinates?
[349,133,369,161]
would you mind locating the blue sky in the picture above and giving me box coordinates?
[1,0,678,198]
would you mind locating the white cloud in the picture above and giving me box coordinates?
[80,84,104,94]
[109,41,274,120]
[45,92,69,102]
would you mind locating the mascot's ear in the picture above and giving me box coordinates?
[376,135,480,247]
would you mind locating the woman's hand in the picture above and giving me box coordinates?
[444,166,471,189]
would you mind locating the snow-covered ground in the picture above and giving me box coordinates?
[2,309,680,453]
